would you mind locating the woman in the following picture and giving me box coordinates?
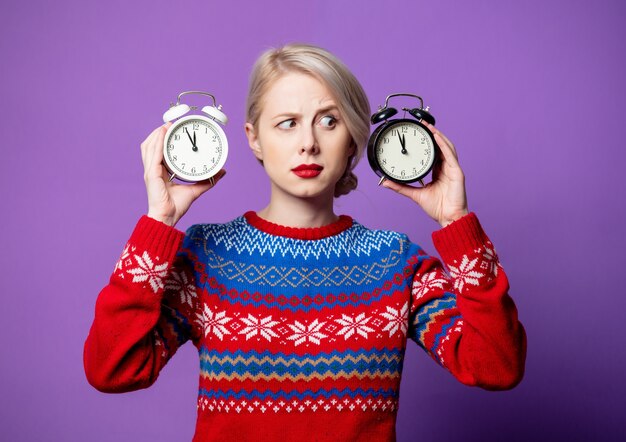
[84,44,526,442]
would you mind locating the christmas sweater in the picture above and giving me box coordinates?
[84,212,526,442]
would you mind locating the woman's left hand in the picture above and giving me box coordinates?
[382,123,469,227]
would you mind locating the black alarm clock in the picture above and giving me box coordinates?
[367,93,438,186]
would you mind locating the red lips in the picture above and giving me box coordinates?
[292,164,323,178]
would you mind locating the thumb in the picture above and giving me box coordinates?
[190,169,227,200]
[381,178,423,203]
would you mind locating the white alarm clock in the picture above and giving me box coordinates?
[162,91,228,183]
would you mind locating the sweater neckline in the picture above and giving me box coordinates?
[243,211,353,240]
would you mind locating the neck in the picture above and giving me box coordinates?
[257,187,337,228]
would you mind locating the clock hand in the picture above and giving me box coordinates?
[185,129,197,151]
[192,131,198,151]
[398,132,407,154]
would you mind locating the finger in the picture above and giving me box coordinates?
[196,168,227,188]
[381,178,422,202]
[152,124,169,165]
[431,157,443,182]
[434,131,461,169]
[141,131,156,164]
[189,169,228,200]
[145,125,169,179]
[145,123,171,153]
[203,169,227,189]
[141,124,167,160]
[208,169,228,189]
[435,130,459,159]
[213,168,227,183]
[422,122,459,161]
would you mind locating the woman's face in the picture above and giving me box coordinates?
[245,72,354,201]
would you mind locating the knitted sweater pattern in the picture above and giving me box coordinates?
[84,212,526,442]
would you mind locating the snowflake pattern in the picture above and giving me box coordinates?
[115,244,133,274]
[125,251,169,293]
[196,304,233,340]
[287,319,328,346]
[165,269,196,306]
[335,313,375,339]
[482,245,499,276]
[239,314,280,341]
[448,255,485,292]
[380,303,408,337]
[412,271,449,299]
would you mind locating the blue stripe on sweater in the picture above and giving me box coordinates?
[199,347,402,359]
[198,347,403,377]
[162,306,192,346]
[198,387,398,401]
[430,314,463,360]
[411,292,457,342]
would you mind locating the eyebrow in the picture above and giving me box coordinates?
[270,105,340,121]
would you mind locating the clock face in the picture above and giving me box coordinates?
[373,119,436,183]
[163,115,228,182]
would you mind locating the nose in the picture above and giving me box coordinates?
[300,126,319,155]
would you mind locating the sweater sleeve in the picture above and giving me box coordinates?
[83,216,200,393]
[408,213,527,390]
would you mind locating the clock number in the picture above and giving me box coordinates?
[212,135,218,142]
[421,159,425,166]
[203,165,208,172]
[391,129,398,136]
[382,158,387,165]
[391,166,395,172]
[191,167,196,173]
[172,155,178,161]
[168,144,174,150]
[401,170,406,177]
[211,157,216,164]
[174,134,180,141]
[401,126,408,133]
[193,123,199,130]
[383,137,389,144]
[181,163,186,170]
[183,127,188,133]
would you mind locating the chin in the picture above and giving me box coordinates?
[269,174,340,201]
[293,188,331,200]
[288,182,336,200]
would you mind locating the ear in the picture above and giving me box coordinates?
[245,122,263,161]
[347,141,356,157]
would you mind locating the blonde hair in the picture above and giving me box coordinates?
[246,43,371,197]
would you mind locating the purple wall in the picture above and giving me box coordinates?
[1,0,624,440]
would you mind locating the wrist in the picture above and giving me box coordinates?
[146,212,176,227]
[439,209,469,228]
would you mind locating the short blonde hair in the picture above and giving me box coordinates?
[246,43,371,197]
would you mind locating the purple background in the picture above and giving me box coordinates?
[1,0,624,440]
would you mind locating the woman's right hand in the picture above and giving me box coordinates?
[140,123,226,227]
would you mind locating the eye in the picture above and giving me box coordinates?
[277,119,296,129]
[319,115,337,128]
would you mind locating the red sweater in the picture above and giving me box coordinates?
[84,212,526,441]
